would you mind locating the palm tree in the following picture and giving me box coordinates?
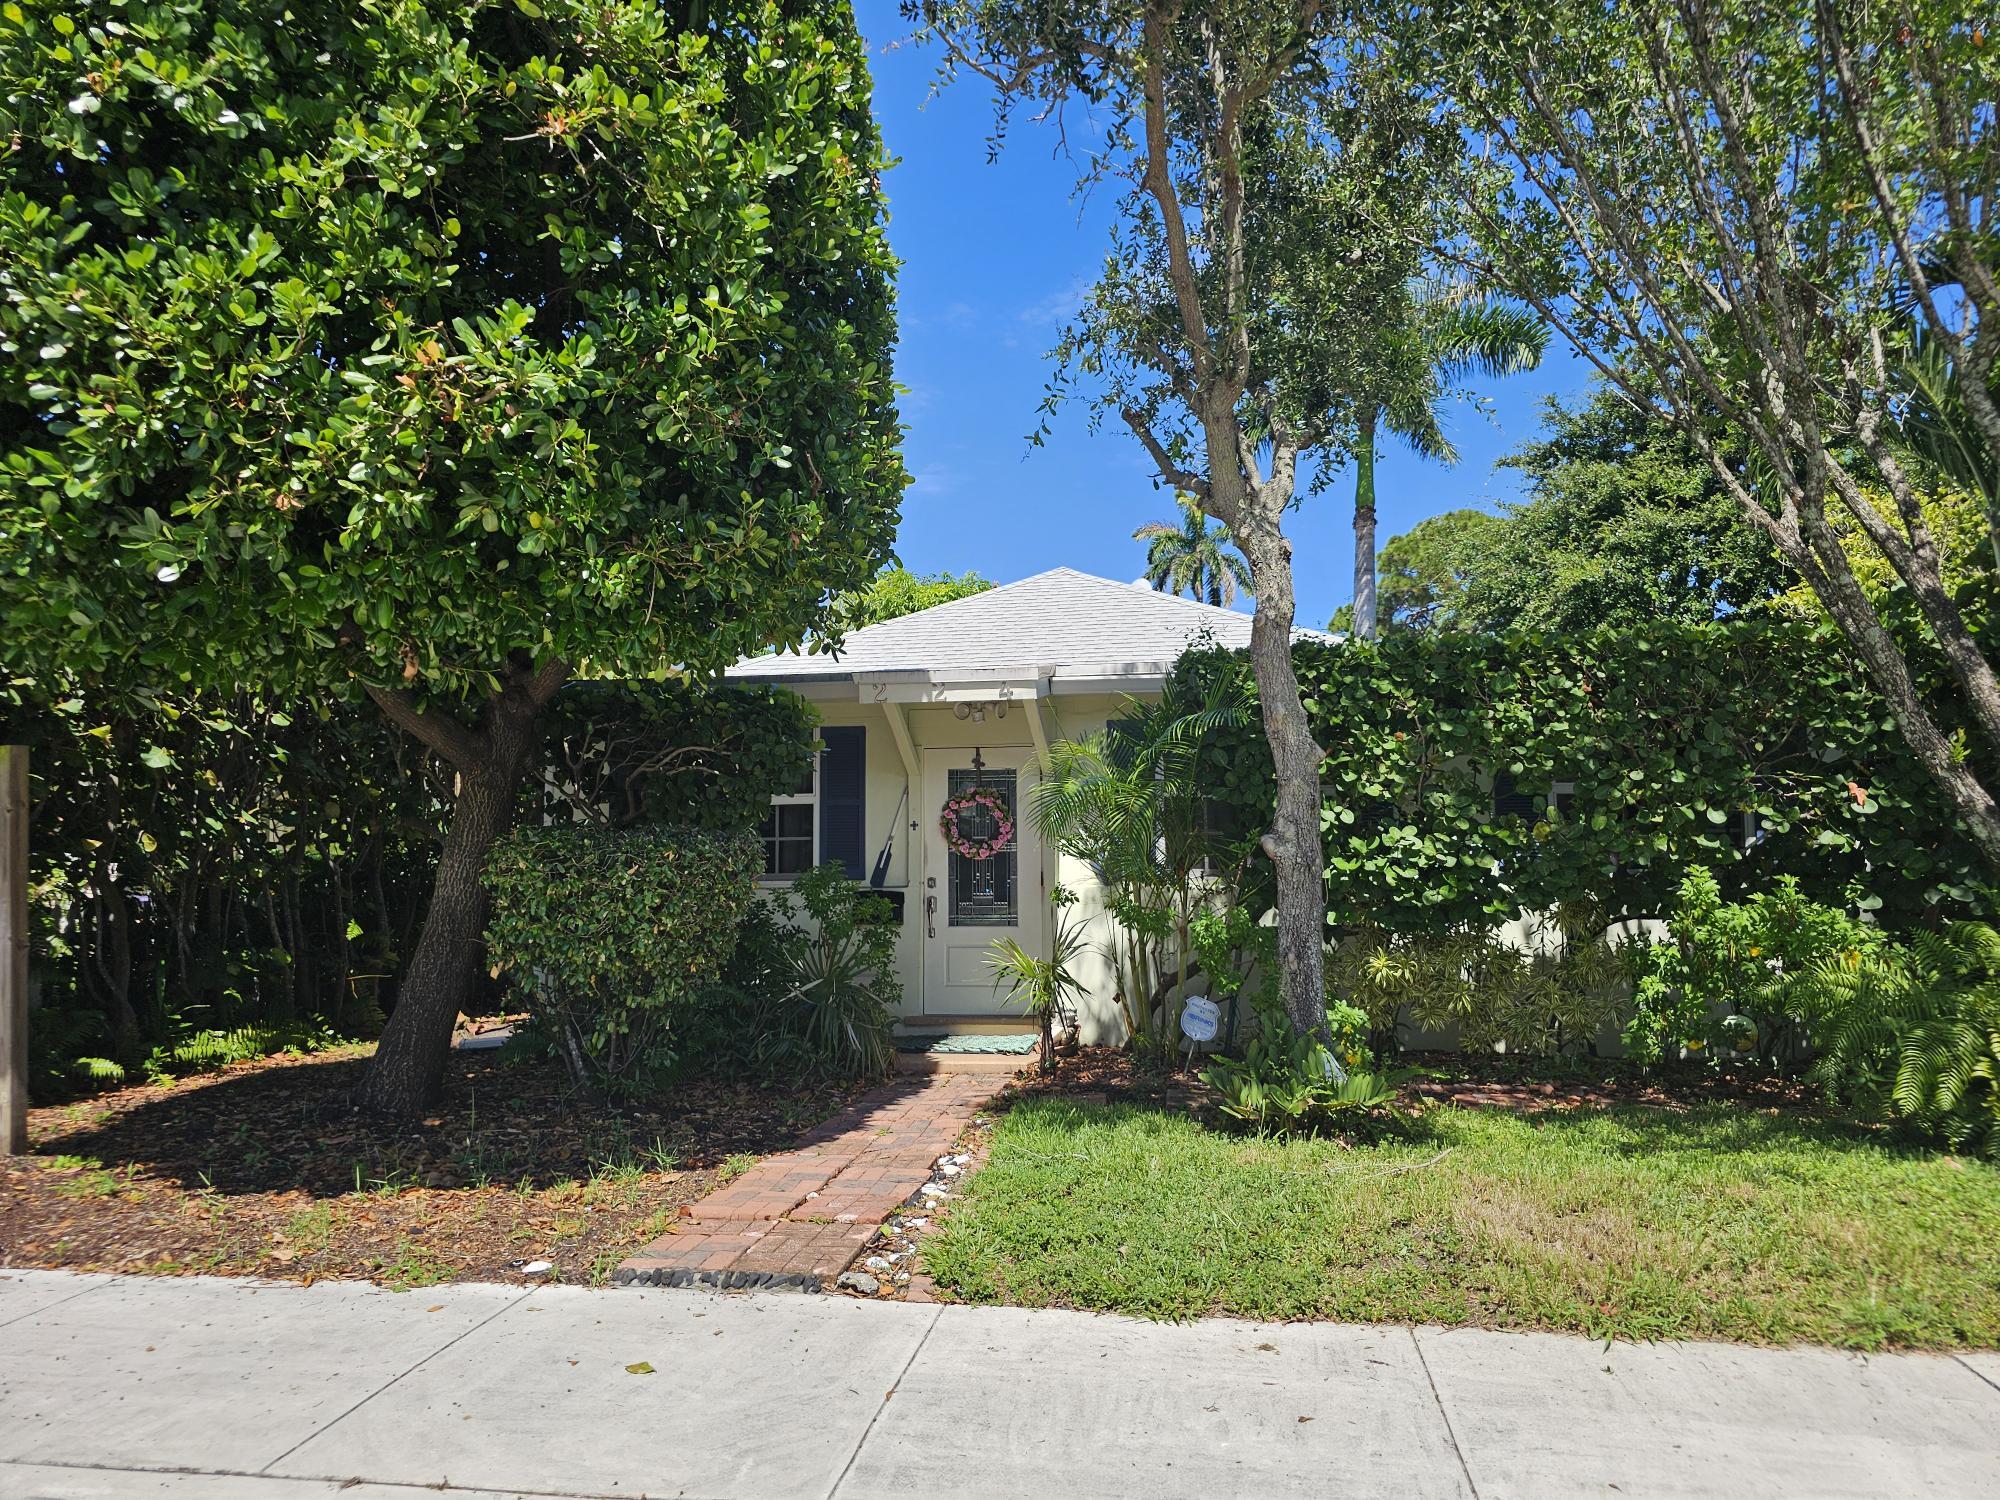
[1350,283,1547,638]
[1133,495,1253,607]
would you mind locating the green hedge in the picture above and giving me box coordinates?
[485,824,761,1092]
[1173,622,1994,931]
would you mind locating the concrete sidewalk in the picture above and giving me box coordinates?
[1,1270,1996,1499]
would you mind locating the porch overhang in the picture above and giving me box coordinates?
[727,663,1174,702]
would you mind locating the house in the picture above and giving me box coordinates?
[726,567,1316,1047]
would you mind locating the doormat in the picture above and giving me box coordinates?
[895,1032,1040,1055]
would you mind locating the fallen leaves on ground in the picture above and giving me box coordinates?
[1,1036,861,1288]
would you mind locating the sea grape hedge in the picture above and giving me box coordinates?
[1172,621,1995,932]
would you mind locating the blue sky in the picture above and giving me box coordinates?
[855,0,1597,629]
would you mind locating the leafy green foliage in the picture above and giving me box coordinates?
[1626,869,1886,1066]
[143,1021,352,1082]
[705,865,900,1083]
[988,888,1091,1067]
[485,826,761,1094]
[1029,670,1252,1049]
[1333,903,1639,1057]
[1786,923,2000,1159]
[830,568,994,630]
[1202,997,1404,1138]
[544,680,817,833]
[1334,384,1793,636]
[1173,624,1995,933]
[1442,0,2000,869]
[1330,509,1503,634]
[0,0,903,700]
[9,682,436,1099]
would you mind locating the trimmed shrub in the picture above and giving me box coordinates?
[1626,868,1887,1065]
[485,825,761,1094]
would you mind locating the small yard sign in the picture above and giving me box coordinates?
[1179,996,1220,1044]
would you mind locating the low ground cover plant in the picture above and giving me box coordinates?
[1199,996,1405,1137]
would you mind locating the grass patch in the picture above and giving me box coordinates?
[923,1099,2000,1349]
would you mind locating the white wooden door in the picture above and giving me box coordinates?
[921,747,1042,1016]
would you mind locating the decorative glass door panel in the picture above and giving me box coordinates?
[947,768,1017,927]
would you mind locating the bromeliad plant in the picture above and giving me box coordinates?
[988,887,1091,1073]
[1201,997,1406,1138]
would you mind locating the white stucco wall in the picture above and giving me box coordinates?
[762,690,1139,1042]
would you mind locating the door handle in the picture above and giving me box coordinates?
[925,894,937,938]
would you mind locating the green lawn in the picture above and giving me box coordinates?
[924,1098,2000,1349]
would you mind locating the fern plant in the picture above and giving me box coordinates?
[1786,923,2000,1158]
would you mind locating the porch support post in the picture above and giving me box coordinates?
[881,698,921,788]
[1024,698,1052,767]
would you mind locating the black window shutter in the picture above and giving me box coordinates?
[1492,771,1541,820]
[819,726,866,879]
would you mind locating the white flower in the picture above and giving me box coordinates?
[67,94,99,115]
[156,564,181,584]
[216,109,239,126]
[38,343,65,360]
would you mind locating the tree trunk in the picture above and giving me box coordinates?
[1235,517,1331,1041]
[1790,528,2000,870]
[1352,409,1379,640]
[354,674,555,1114]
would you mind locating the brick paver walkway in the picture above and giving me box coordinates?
[613,1073,998,1291]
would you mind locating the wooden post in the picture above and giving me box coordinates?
[1,744,26,1155]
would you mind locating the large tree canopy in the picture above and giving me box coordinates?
[1440,0,2000,868]
[915,0,1459,1040]
[0,0,903,1108]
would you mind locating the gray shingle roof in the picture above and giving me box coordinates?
[728,567,1335,684]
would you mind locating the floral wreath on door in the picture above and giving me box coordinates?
[938,787,1014,861]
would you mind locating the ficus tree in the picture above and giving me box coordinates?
[0,0,904,1110]
[909,0,1457,1038]
[1436,0,2000,868]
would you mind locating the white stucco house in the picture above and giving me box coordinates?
[727,567,1298,1046]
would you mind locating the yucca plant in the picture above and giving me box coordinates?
[1787,922,2000,1158]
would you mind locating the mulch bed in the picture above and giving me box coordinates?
[0,1037,863,1289]
[995,1044,1823,1118]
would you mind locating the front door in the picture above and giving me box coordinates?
[921,747,1042,1016]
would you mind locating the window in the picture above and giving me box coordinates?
[760,755,817,879]
[1491,771,1543,820]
